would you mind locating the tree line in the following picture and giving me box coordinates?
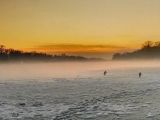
[0,45,91,62]
[112,41,160,60]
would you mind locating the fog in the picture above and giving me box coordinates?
[0,60,160,80]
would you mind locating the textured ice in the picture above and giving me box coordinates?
[0,62,160,119]
[0,103,71,119]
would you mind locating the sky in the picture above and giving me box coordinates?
[0,0,160,58]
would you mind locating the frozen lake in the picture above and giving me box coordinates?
[0,61,160,119]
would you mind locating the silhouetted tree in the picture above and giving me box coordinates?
[142,41,153,49]
[0,44,96,62]
[112,41,160,60]
[154,41,160,47]
[0,45,5,54]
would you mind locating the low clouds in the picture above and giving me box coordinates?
[28,44,133,59]
[33,44,128,53]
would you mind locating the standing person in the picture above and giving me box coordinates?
[104,70,107,76]
[139,72,142,78]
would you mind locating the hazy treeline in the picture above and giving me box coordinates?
[113,41,160,60]
[0,45,97,62]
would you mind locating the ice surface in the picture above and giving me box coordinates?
[0,61,160,119]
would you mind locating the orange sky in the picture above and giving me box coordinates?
[0,0,160,58]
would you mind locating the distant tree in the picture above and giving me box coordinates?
[112,40,160,60]
[0,45,5,54]
[142,41,153,49]
[154,41,160,47]
[0,44,92,62]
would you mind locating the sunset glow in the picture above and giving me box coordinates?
[1,0,160,58]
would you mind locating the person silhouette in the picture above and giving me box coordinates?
[104,70,107,76]
[139,72,142,78]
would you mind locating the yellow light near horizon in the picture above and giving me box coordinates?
[0,0,160,55]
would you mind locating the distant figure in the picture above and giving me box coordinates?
[139,72,142,78]
[104,70,107,76]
